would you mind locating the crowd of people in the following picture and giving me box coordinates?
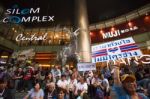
[0,59,150,99]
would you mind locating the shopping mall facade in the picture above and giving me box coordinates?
[0,3,150,68]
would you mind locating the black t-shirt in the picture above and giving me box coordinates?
[14,71,24,80]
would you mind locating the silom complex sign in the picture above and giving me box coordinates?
[2,6,54,24]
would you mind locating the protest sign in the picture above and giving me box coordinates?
[77,63,96,71]
[92,37,143,63]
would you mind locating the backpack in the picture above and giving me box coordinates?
[95,88,104,99]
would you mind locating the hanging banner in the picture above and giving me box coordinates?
[77,63,96,71]
[91,37,143,63]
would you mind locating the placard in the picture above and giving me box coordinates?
[92,37,143,63]
[77,63,96,71]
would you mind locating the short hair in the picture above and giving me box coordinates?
[33,81,41,88]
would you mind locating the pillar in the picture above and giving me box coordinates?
[75,0,91,62]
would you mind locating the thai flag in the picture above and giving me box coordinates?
[119,43,139,52]
[92,49,107,57]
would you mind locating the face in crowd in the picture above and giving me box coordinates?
[47,73,53,79]
[80,76,85,84]
[34,83,41,92]
[58,89,65,99]
[55,66,59,69]
[18,68,22,72]
[122,74,137,94]
[0,80,7,90]
[61,75,66,81]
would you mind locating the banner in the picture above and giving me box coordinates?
[92,37,143,63]
[77,63,96,71]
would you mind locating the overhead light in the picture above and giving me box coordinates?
[111,27,115,31]
[39,64,50,67]
[128,21,133,27]
[90,32,93,36]
[1,56,8,58]
[100,29,104,34]
[55,34,59,38]
[144,14,150,22]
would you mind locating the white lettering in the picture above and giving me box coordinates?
[48,16,54,21]
[21,17,31,22]
[5,9,11,14]
[2,17,9,23]
[15,33,48,41]
[30,8,40,14]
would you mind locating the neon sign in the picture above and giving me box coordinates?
[101,26,138,39]
[2,6,54,24]
[15,33,48,41]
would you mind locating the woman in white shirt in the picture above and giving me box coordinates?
[57,75,68,90]
[75,76,88,98]
[24,82,44,99]
[67,75,77,99]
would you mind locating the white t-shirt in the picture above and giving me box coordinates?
[57,79,68,89]
[76,82,88,92]
[68,79,78,90]
[28,88,44,99]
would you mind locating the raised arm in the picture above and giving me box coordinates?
[113,60,122,86]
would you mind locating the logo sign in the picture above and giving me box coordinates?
[92,37,143,63]
[77,63,96,71]
[101,26,138,39]
[1,5,54,24]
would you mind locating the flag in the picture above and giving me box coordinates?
[119,43,139,52]
[92,49,107,57]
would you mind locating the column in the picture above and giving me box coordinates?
[75,0,91,62]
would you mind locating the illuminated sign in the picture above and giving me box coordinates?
[2,5,54,24]
[101,26,138,39]
[91,37,143,63]
[15,33,48,41]
[90,16,150,44]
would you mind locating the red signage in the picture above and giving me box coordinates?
[90,15,150,44]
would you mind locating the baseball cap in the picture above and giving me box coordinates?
[121,74,136,82]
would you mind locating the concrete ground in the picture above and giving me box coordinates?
[15,92,27,99]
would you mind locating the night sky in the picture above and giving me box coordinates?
[0,0,149,28]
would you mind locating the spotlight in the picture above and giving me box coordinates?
[144,14,150,23]
[90,32,93,36]
[128,21,133,27]
[111,27,115,31]
[100,30,104,34]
